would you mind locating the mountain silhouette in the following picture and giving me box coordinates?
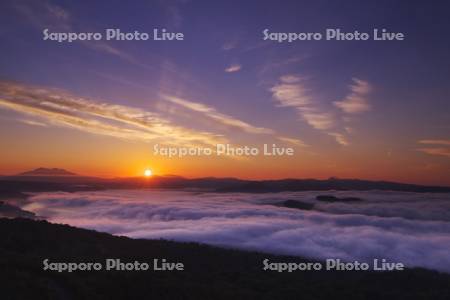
[18,168,77,176]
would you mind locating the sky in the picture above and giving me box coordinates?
[0,0,449,185]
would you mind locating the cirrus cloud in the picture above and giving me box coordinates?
[417,139,450,157]
[0,81,226,147]
[270,75,374,146]
[270,75,335,130]
[225,64,242,73]
[334,78,372,114]
[162,94,308,147]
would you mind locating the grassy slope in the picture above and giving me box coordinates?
[0,218,449,300]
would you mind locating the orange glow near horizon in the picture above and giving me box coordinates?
[0,113,449,186]
[1,151,449,186]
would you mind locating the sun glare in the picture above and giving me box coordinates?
[144,169,153,177]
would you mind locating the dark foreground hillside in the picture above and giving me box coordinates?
[1,218,449,300]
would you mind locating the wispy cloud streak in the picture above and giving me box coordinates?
[419,140,450,146]
[417,139,450,157]
[334,78,371,114]
[225,64,242,73]
[271,75,374,146]
[0,81,225,146]
[163,95,273,134]
[271,75,335,130]
[163,95,307,147]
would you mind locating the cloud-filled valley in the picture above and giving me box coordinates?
[23,190,450,273]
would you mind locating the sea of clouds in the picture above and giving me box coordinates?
[23,190,450,273]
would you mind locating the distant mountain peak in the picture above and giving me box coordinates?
[19,168,77,176]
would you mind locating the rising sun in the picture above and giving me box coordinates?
[144,169,153,177]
